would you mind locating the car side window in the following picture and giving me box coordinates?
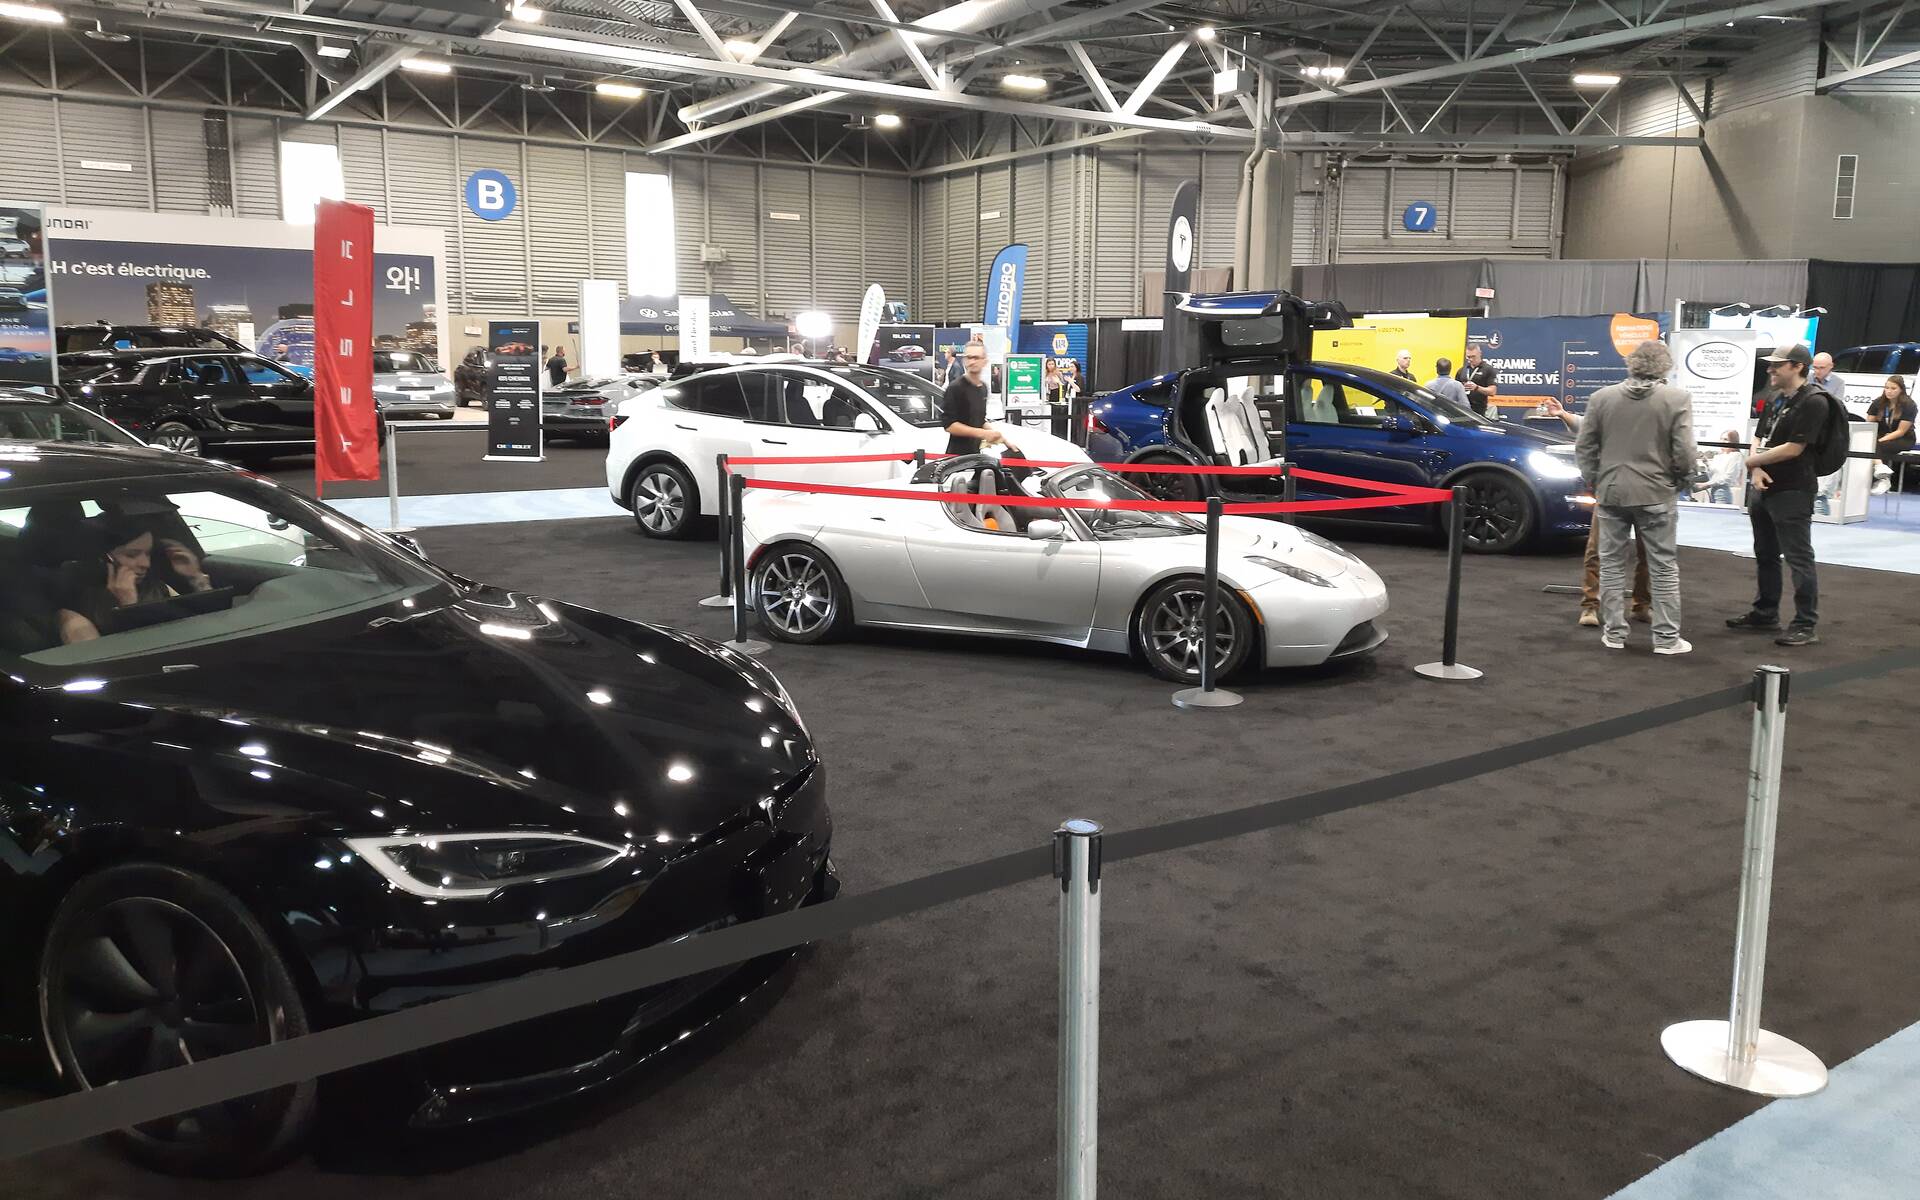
[238,358,299,387]
[1292,377,1346,426]
[169,358,233,388]
[673,375,748,419]
[769,372,868,430]
[1895,348,1920,375]
[1291,375,1402,428]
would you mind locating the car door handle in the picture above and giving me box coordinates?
[760,439,788,445]
[673,423,698,431]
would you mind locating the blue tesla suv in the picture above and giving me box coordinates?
[1090,292,1593,553]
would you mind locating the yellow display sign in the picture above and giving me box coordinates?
[1312,316,1469,392]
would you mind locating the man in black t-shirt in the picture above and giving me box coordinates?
[1456,343,1499,416]
[1728,343,1825,645]
[939,342,1007,456]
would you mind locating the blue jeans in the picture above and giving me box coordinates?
[1597,501,1681,646]
[1708,484,1733,505]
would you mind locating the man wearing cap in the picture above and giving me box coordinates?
[1729,343,1824,646]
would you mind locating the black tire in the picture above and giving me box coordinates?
[1133,576,1257,684]
[38,863,317,1177]
[1455,472,1537,554]
[628,460,698,539]
[1129,453,1204,504]
[150,423,203,456]
[751,544,855,644]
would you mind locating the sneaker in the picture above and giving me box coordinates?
[1631,608,1652,624]
[1653,639,1693,656]
[1726,613,1782,631]
[1601,632,1626,650]
[1775,628,1820,647]
[1578,610,1600,627]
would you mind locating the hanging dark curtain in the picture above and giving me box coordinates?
[1805,260,1920,351]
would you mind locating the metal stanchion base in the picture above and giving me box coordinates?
[697,595,733,608]
[1414,661,1484,681]
[380,526,418,535]
[1661,1020,1828,1098]
[1542,584,1582,595]
[723,638,772,656]
[1172,686,1244,709]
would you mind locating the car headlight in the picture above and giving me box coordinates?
[344,832,633,899]
[1294,528,1362,564]
[1246,556,1334,587]
[1529,449,1583,480]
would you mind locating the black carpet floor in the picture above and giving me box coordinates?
[264,427,611,501]
[8,517,1919,1200]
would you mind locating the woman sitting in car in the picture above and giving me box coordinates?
[56,516,214,644]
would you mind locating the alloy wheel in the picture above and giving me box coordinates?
[634,471,686,534]
[154,427,202,456]
[1460,477,1526,550]
[50,897,270,1144]
[1146,585,1236,677]
[758,553,835,637]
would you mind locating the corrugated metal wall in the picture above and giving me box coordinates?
[1615,80,1711,138]
[0,93,910,326]
[1717,24,1820,115]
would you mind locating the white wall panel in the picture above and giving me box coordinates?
[1092,152,1139,317]
[0,95,60,202]
[526,144,589,317]
[1717,26,1819,115]
[1198,151,1240,273]
[587,150,629,298]
[229,116,279,220]
[338,125,388,221]
[383,130,460,310]
[813,169,862,319]
[761,164,813,319]
[863,172,911,314]
[917,175,946,321]
[59,101,152,209]
[455,139,527,311]
[1292,191,1324,266]
[944,171,978,320]
[151,110,211,214]
[703,160,762,314]
[669,157,706,297]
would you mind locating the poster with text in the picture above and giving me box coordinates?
[44,207,445,376]
[485,320,543,461]
[1465,314,1666,412]
[1671,328,1758,445]
[873,323,935,377]
[0,202,52,387]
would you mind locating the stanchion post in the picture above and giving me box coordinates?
[382,421,406,533]
[698,453,733,608]
[913,448,926,474]
[1055,819,1102,1200]
[1173,496,1243,709]
[1660,666,1827,1098]
[1280,460,1297,527]
[723,470,770,655]
[1414,485,1483,681]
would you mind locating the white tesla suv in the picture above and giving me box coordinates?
[605,361,1089,538]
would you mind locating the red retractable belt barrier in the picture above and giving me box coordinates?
[740,477,1451,515]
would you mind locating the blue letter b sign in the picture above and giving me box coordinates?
[465,169,517,221]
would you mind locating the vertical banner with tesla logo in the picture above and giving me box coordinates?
[484,320,543,462]
[313,199,377,488]
[1159,181,1198,375]
[982,243,1027,334]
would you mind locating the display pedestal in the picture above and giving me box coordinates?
[1172,687,1242,709]
[1414,662,1484,681]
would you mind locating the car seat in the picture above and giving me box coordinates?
[18,499,90,568]
[1204,387,1271,466]
[972,470,1018,533]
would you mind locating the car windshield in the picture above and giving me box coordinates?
[1047,466,1199,538]
[828,365,943,427]
[0,401,136,445]
[373,351,439,373]
[0,468,448,668]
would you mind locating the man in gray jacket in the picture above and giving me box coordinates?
[1575,339,1696,655]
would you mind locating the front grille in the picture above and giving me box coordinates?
[1333,620,1380,656]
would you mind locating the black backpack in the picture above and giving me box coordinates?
[1806,386,1851,476]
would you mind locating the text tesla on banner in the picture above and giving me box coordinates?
[313,199,378,487]
[983,244,1028,335]
[680,293,711,360]
[484,319,543,461]
[0,201,52,388]
[856,284,886,365]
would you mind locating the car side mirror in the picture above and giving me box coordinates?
[1027,519,1065,541]
[389,533,428,560]
[853,412,882,433]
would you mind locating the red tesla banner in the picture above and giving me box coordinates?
[313,199,378,488]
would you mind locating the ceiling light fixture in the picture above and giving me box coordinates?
[509,3,544,22]
[1002,72,1047,91]
[596,80,647,98]
[723,38,758,57]
[84,20,131,41]
[400,57,454,75]
[520,76,557,93]
[0,3,66,25]
[316,42,354,59]
[874,112,902,129]
[1196,25,1216,42]
[1572,72,1622,87]
[1302,65,1345,79]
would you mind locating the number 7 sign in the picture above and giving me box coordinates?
[1402,202,1437,233]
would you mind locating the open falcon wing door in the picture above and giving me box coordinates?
[1168,292,1351,469]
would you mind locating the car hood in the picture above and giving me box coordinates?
[46,588,811,841]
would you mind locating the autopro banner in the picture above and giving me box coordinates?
[312,199,378,487]
[1465,313,1666,412]
[0,202,53,388]
[982,244,1027,333]
[484,320,542,461]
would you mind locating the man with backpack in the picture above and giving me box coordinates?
[1728,343,1843,646]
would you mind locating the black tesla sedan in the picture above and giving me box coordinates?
[62,350,317,462]
[0,443,835,1174]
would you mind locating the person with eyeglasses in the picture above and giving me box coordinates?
[1727,344,1824,646]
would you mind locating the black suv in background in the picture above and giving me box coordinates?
[65,351,316,461]
[55,323,250,355]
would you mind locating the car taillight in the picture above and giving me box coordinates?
[576,396,605,405]
[610,414,628,431]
